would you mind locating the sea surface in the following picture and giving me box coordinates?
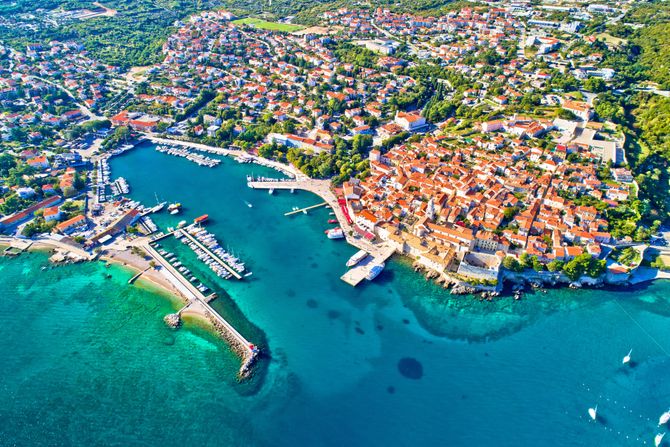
[2,141,670,446]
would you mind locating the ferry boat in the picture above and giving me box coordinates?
[366,263,385,280]
[326,228,345,239]
[194,214,209,224]
[346,250,368,267]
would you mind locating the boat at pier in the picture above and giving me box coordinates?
[194,214,208,224]
[328,219,338,224]
[366,263,385,280]
[326,228,345,239]
[346,250,368,267]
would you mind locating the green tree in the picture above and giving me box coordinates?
[502,256,524,272]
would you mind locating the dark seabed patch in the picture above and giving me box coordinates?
[376,324,384,331]
[387,386,395,394]
[397,358,423,380]
[311,263,318,269]
[285,289,296,297]
[327,310,341,320]
[355,327,365,335]
[306,299,318,309]
[402,319,410,325]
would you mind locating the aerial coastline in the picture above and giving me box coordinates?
[2,1,670,443]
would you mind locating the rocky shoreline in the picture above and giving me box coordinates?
[410,259,664,300]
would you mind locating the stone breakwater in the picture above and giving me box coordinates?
[203,309,258,380]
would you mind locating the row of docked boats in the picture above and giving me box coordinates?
[155,144,221,168]
[174,225,251,280]
[94,158,111,203]
[110,177,130,195]
[139,216,158,234]
[156,248,210,294]
[110,144,135,156]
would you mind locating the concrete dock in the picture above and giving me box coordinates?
[341,245,396,286]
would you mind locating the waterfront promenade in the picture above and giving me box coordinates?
[143,135,304,179]
[248,179,396,286]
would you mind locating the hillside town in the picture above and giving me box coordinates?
[1,0,668,290]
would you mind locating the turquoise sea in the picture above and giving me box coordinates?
[2,141,670,446]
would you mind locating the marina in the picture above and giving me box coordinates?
[110,177,130,195]
[174,225,247,280]
[155,144,221,167]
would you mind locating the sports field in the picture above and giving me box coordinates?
[232,18,305,32]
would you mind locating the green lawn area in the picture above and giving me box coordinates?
[232,18,305,32]
[596,33,628,48]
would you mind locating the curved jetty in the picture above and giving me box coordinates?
[142,241,258,379]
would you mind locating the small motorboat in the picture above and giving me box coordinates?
[623,349,632,365]
[588,405,597,421]
[328,219,338,224]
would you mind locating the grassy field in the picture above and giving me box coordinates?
[232,17,305,32]
[596,33,628,47]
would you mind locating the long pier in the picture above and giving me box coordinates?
[179,230,243,280]
[141,242,257,376]
[284,202,327,216]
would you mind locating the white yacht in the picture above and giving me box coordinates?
[346,250,368,267]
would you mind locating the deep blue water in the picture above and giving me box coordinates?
[1,141,669,446]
